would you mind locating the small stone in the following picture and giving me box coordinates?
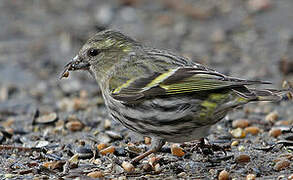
[218,170,229,180]
[65,120,84,131]
[87,171,104,178]
[246,174,256,180]
[142,163,152,172]
[231,140,239,146]
[269,128,282,138]
[177,172,187,177]
[35,112,58,125]
[238,145,245,152]
[127,144,142,154]
[97,143,108,151]
[76,147,93,159]
[105,130,123,140]
[265,111,278,122]
[100,146,115,155]
[231,128,246,138]
[69,154,79,163]
[35,140,49,148]
[245,126,260,135]
[154,163,161,173]
[104,119,112,129]
[235,154,251,163]
[144,137,151,145]
[232,119,250,128]
[122,161,135,172]
[148,156,160,167]
[171,144,185,157]
[274,159,290,171]
[92,158,102,165]
[248,0,271,12]
[73,98,88,111]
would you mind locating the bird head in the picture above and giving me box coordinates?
[61,30,138,82]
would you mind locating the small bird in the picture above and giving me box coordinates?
[61,29,292,163]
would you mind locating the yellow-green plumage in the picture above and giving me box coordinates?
[62,29,292,163]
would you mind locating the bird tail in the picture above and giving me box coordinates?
[233,87,293,102]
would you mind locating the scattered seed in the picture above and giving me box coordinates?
[100,146,115,155]
[232,119,250,128]
[269,128,282,138]
[274,159,290,171]
[65,120,84,131]
[218,170,229,180]
[231,128,246,138]
[231,140,239,146]
[246,174,256,180]
[265,111,278,123]
[171,144,185,157]
[97,143,108,151]
[245,126,260,135]
[87,171,104,178]
[235,154,250,163]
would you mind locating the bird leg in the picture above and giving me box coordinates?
[131,138,165,164]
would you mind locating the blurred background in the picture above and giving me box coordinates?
[0,0,293,178]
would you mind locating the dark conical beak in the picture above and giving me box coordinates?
[60,56,91,79]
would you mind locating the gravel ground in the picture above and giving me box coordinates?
[0,0,293,179]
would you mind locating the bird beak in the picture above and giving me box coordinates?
[60,55,91,79]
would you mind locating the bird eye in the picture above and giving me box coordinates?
[87,48,101,57]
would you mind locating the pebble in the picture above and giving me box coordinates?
[73,98,88,111]
[104,119,112,129]
[142,163,153,172]
[69,154,79,164]
[235,154,251,163]
[100,146,115,155]
[245,126,260,135]
[177,172,187,177]
[247,0,271,12]
[231,128,246,138]
[35,112,58,125]
[87,171,104,178]
[171,144,185,157]
[122,161,135,172]
[98,134,112,144]
[232,119,250,128]
[154,163,161,173]
[144,137,151,145]
[269,128,282,138]
[35,140,49,148]
[238,145,245,152]
[231,140,239,146]
[127,144,142,154]
[246,174,256,180]
[274,159,290,171]
[265,111,278,123]
[148,156,160,167]
[76,146,93,159]
[218,170,229,180]
[105,130,123,140]
[65,120,84,131]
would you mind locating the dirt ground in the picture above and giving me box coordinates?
[0,0,293,179]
